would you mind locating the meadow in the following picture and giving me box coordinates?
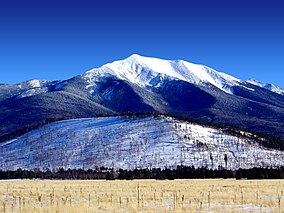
[0,179,283,212]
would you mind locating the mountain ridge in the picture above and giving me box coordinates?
[2,54,283,97]
[84,54,241,94]
[1,54,284,140]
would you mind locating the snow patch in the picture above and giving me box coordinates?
[27,80,42,88]
[241,85,255,92]
[16,87,48,98]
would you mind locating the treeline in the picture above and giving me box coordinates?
[0,117,66,143]
[0,166,283,180]
[0,168,106,180]
[0,113,112,143]
[119,111,284,151]
[112,166,284,180]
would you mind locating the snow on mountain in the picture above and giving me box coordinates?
[13,79,64,99]
[14,80,50,98]
[16,87,49,99]
[247,79,284,95]
[83,54,241,94]
[7,55,283,100]
[17,79,49,89]
[1,115,283,171]
[27,79,42,88]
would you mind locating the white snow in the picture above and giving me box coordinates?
[13,79,53,99]
[241,85,255,92]
[16,87,49,98]
[1,116,283,171]
[27,79,43,88]
[247,79,284,95]
[83,54,242,94]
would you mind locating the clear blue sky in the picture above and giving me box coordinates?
[1,0,284,87]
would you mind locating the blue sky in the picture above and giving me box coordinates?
[1,0,284,87]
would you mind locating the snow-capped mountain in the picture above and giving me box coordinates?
[1,115,283,171]
[83,54,241,94]
[247,79,284,95]
[2,55,283,101]
[1,54,284,142]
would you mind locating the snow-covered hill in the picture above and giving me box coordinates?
[83,54,241,94]
[1,115,283,171]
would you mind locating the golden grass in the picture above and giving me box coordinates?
[0,179,283,212]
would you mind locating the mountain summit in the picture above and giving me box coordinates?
[1,54,284,140]
[83,54,241,94]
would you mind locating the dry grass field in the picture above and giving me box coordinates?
[0,179,283,212]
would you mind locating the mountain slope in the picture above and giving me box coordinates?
[0,80,58,102]
[1,115,283,171]
[83,54,241,94]
[1,54,284,140]
[0,90,113,141]
[247,79,284,95]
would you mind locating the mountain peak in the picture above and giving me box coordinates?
[123,54,173,68]
[84,54,241,94]
[127,53,144,60]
